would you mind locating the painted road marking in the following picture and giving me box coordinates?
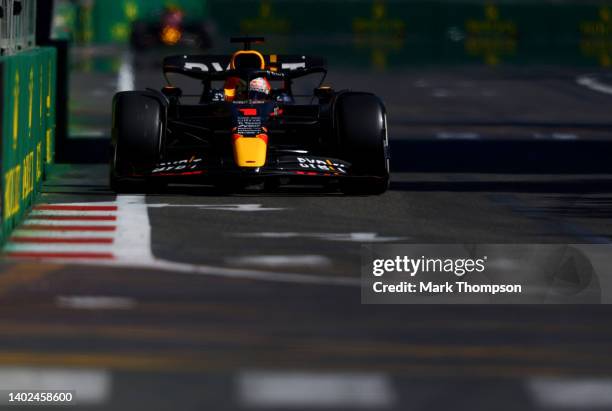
[147,203,286,212]
[114,195,154,262]
[18,225,116,232]
[237,371,396,408]
[533,132,579,141]
[228,255,332,268]
[0,367,111,405]
[23,219,116,226]
[436,132,480,140]
[4,243,117,253]
[56,296,136,310]
[30,210,117,217]
[5,197,360,286]
[576,75,612,96]
[527,377,612,409]
[6,252,114,259]
[34,205,118,211]
[117,51,135,92]
[28,215,117,221]
[10,237,113,244]
[432,89,450,98]
[11,230,115,239]
[233,232,407,242]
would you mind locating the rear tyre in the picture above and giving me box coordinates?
[110,91,165,193]
[335,92,390,195]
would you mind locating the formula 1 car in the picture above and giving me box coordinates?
[130,5,211,50]
[111,37,390,194]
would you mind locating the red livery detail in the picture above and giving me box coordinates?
[239,108,258,116]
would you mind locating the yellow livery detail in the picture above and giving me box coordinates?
[232,134,268,167]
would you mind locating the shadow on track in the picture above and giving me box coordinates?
[390,179,612,194]
[59,135,612,175]
[391,139,612,174]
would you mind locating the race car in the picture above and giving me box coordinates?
[130,5,212,50]
[110,37,390,194]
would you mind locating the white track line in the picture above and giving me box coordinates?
[228,255,332,268]
[576,75,612,95]
[4,244,114,253]
[114,195,154,262]
[56,296,136,310]
[435,132,480,140]
[11,230,114,239]
[233,232,406,242]
[22,220,116,227]
[29,210,118,217]
[527,377,612,409]
[117,51,135,92]
[35,202,118,207]
[0,367,111,405]
[147,203,286,212]
[237,371,396,408]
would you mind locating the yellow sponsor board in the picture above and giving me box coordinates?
[22,151,34,201]
[580,6,612,66]
[3,165,21,220]
[465,4,517,66]
[12,71,19,150]
[352,0,406,70]
[28,67,34,138]
[240,0,290,34]
[36,143,43,181]
[46,129,53,164]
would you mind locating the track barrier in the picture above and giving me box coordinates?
[0,0,56,243]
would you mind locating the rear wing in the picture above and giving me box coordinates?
[163,54,327,80]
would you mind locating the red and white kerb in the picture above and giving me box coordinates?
[4,203,119,260]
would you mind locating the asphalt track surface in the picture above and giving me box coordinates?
[1,46,612,409]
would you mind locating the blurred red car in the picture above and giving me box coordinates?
[130,6,212,50]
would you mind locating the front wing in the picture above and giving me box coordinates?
[139,155,356,182]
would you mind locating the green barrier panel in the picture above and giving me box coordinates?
[83,0,208,43]
[207,0,612,68]
[0,47,57,243]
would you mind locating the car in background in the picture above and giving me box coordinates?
[130,5,211,50]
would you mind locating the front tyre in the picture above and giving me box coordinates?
[110,91,165,193]
[335,92,390,195]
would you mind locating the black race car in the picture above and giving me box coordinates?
[111,37,390,194]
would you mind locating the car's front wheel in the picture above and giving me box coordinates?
[335,92,390,195]
[110,91,165,193]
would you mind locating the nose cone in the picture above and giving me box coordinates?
[232,134,268,167]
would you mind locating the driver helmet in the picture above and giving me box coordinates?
[249,77,271,101]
